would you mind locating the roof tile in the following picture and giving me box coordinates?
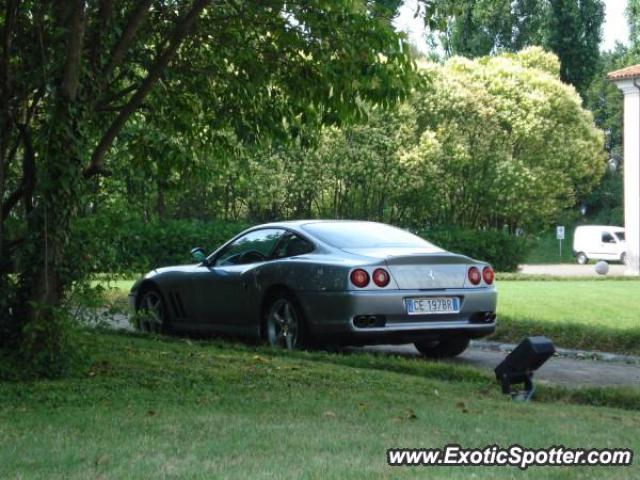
[607,64,640,81]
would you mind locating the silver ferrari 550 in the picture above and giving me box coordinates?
[129,220,497,358]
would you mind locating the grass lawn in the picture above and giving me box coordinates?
[99,277,640,355]
[495,280,640,355]
[1,331,639,479]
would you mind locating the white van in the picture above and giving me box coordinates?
[572,225,626,264]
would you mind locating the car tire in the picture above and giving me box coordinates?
[576,252,588,265]
[136,287,168,334]
[414,336,470,358]
[621,252,628,265]
[264,292,308,350]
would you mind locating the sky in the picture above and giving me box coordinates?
[395,0,630,54]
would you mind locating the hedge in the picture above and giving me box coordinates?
[74,216,249,274]
[419,227,532,272]
[75,216,529,274]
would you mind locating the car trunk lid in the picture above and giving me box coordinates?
[340,248,472,289]
[384,254,469,289]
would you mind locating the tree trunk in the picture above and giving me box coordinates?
[14,99,85,364]
[0,128,9,342]
[156,178,167,219]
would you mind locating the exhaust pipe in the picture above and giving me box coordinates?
[353,315,386,328]
[470,312,497,324]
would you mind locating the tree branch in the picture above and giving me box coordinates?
[1,130,20,178]
[1,0,18,91]
[0,0,19,259]
[1,0,19,155]
[1,122,36,220]
[60,0,87,101]
[90,0,114,74]
[102,0,153,82]
[96,83,139,110]
[85,0,213,178]
[3,236,25,256]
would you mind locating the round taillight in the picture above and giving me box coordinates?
[468,266,481,285]
[350,269,370,288]
[482,266,494,285]
[372,268,390,287]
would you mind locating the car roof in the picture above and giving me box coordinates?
[254,219,384,229]
[575,225,624,231]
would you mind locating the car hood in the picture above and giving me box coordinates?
[149,264,200,275]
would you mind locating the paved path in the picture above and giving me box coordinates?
[518,263,628,277]
[350,342,640,388]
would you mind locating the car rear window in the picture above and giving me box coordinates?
[301,222,440,250]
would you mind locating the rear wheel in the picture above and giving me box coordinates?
[265,293,307,350]
[136,288,167,334]
[415,336,470,358]
[576,252,588,265]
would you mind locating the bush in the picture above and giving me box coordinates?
[73,214,249,274]
[75,214,529,274]
[526,226,576,264]
[0,307,92,380]
[419,227,532,272]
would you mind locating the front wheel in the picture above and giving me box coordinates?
[621,252,628,265]
[265,294,307,350]
[415,336,470,358]
[576,252,588,265]
[136,288,167,334]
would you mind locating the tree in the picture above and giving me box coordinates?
[191,48,604,230]
[0,0,415,374]
[628,0,640,50]
[407,47,604,229]
[439,0,543,57]
[584,45,628,161]
[579,0,640,224]
[544,0,604,95]
[423,0,604,95]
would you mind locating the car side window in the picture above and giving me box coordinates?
[272,234,315,259]
[602,232,616,244]
[215,229,285,266]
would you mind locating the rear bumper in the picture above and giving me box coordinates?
[297,287,497,344]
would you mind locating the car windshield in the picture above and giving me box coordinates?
[615,232,625,241]
[301,222,441,250]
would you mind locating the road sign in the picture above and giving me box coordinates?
[556,226,565,258]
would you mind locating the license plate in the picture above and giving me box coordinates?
[406,297,460,315]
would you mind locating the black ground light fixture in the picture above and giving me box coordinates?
[494,336,556,401]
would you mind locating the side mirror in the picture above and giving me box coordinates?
[191,247,207,263]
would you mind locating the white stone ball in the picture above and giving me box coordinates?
[595,261,609,276]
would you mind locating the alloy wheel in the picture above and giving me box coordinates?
[138,290,164,333]
[266,298,300,350]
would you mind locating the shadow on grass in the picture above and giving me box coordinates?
[95,328,640,412]
[4,328,638,412]
[493,316,640,356]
